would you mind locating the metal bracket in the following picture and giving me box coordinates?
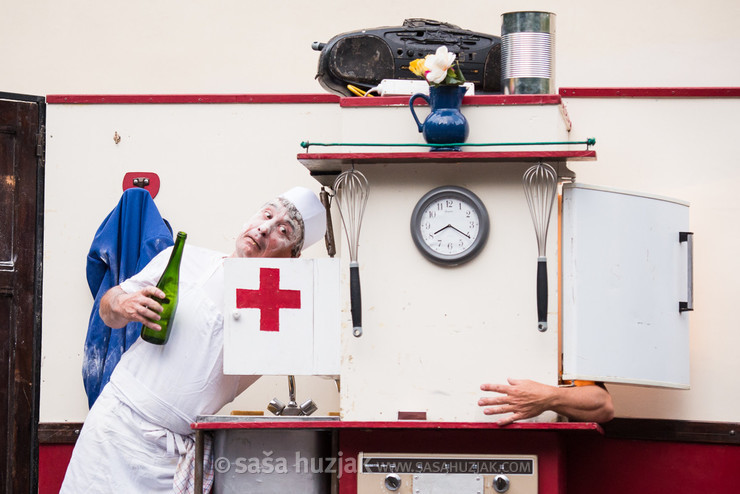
[555,162,576,183]
[320,187,337,257]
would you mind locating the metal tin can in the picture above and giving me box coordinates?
[501,11,556,94]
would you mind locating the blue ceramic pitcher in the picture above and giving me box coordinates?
[409,85,469,151]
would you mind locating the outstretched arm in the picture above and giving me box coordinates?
[478,378,614,426]
[100,285,166,331]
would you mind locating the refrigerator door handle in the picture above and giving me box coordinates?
[679,231,694,312]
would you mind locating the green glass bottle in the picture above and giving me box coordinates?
[141,231,187,345]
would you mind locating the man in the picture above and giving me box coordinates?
[61,186,327,493]
[478,378,615,426]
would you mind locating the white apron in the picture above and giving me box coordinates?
[61,247,258,493]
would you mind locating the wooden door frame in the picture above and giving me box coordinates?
[0,91,45,493]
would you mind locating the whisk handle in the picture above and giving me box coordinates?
[537,258,548,332]
[350,262,363,337]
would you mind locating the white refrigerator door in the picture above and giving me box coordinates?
[561,183,691,388]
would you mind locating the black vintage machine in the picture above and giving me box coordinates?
[312,18,502,97]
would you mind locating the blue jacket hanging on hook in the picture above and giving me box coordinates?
[83,187,173,408]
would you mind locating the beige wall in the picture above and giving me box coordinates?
[2,0,739,422]
[41,102,343,421]
[3,1,739,95]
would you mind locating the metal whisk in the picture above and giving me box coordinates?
[522,162,558,332]
[333,168,369,337]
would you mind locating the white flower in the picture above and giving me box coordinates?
[423,46,456,84]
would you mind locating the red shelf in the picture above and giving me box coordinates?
[298,150,596,185]
[340,94,562,107]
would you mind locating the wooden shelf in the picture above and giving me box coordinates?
[298,150,597,185]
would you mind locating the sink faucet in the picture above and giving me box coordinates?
[267,375,318,416]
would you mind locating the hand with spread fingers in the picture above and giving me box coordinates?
[479,378,615,426]
[478,378,555,426]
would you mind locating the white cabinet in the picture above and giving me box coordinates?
[223,258,341,376]
[561,183,692,388]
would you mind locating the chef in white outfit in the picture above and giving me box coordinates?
[61,187,327,494]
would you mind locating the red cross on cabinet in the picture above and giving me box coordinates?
[235,268,301,332]
[224,258,341,376]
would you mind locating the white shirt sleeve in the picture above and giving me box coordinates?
[119,247,173,293]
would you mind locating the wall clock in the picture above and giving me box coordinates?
[410,185,490,266]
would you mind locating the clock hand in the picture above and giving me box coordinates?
[449,225,471,238]
[433,224,453,235]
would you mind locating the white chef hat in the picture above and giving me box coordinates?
[279,186,327,249]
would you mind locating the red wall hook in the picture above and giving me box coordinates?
[122,172,160,198]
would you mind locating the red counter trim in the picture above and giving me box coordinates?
[46,94,340,104]
[559,87,740,98]
[190,419,603,431]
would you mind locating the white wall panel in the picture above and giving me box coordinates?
[18,0,740,423]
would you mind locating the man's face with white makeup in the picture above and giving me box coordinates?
[233,200,302,258]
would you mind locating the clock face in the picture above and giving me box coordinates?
[410,186,490,266]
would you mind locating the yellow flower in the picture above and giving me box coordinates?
[409,58,427,77]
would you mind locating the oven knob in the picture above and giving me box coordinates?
[493,474,510,493]
[384,473,402,491]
